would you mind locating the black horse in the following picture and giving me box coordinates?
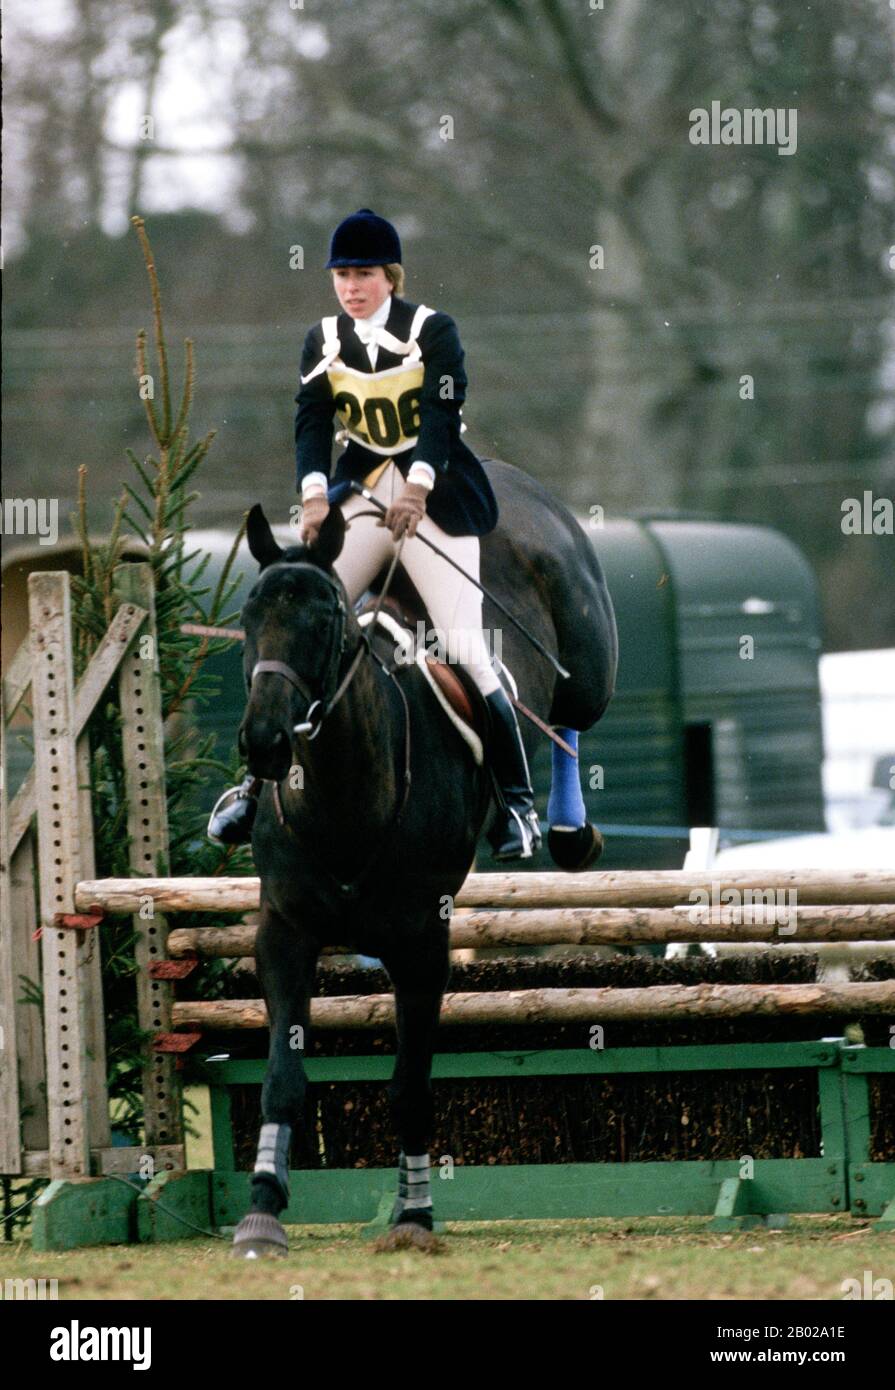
[232,460,617,1255]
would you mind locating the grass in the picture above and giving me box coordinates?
[5,1088,891,1300]
[2,1216,892,1300]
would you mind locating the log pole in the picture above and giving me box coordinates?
[165,903,895,958]
[172,980,895,1030]
[76,869,895,915]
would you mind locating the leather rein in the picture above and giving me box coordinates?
[249,530,411,897]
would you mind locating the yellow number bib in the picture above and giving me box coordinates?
[326,360,425,458]
[299,305,438,481]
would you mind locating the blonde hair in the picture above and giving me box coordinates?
[383,262,405,295]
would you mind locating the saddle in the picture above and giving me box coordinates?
[356,574,499,766]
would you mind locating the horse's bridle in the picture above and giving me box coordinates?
[246,544,412,897]
[250,568,363,741]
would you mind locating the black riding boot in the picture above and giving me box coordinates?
[484,686,542,861]
[207,775,262,846]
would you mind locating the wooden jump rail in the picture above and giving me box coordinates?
[75,869,895,914]
[162,905,895,957]
[77,874,895,957]
[75,871,895,1029]
[172,982,895,1031]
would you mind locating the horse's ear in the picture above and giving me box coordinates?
[246,504,284,569]
[311,504,346,569]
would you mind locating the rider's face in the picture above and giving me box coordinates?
[331,266,391,319]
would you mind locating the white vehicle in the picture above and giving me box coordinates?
[667,826,895,980]
[711,826,895,871]
[820,648,895,831]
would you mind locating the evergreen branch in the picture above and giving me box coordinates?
[123,483,155,525]
[76,465,94,587]
[72,215,248,1143]
[171,444,213,493]
[164,490,202,529]
[121,511,150,544]
[184,551,212,586]
[208,511,248,623]
[100,491,129,625]
[160,548,202,580]
[165,642,210,719]
[126,450,159,497]
[135,329,162,446]
[171,338,195,443]
[131,216,172,442]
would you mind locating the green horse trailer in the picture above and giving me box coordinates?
[566,515,826,868]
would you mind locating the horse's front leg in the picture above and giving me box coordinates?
[377,920,449,1248]
[232,899,318,1258]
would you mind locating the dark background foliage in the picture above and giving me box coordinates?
[4,0,894,648]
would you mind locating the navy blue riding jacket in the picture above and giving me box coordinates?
[294,296,498,537]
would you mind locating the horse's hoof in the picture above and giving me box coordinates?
[373,1223,444,1254]
[231,1212,288,1258]
[548,822,604,871]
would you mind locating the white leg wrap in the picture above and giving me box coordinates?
[254,1122,292,1199]
[393,1151,432,1217]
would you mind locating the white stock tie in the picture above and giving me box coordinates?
[353,320,382,369]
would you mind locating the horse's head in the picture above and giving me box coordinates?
[238,503,350,779]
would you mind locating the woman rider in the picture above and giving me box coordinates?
[208,207,541,860]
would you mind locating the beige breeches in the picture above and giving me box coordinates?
[333,462,501,695]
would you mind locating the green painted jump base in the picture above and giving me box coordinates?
[31,1041,895,1249]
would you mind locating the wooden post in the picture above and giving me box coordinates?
[113,563,184,1162]
[0,683,23,1172]
[3,633,49,1160]
[8,833,46,1159]
[3,600,147,1175]
[7,600,148,859]
[28,572,91,1177]
[75,723,111,1152]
